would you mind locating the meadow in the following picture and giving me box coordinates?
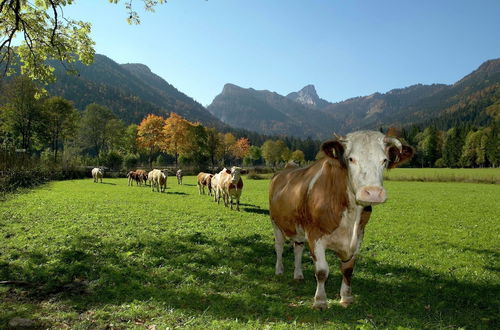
[384,167,500,184]
[0,176,499,329]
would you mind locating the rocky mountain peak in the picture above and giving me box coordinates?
[286,84,329,108]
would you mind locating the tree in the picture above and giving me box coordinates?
[79,103,117,156]
[290,149,305,164]
[206,127,222,168]
[261,140,287,167]
[442,127,464,168]
[221,132,236,164]
[417,126,440,167]
[161,112,191,166]
[280,146,291,163]
[0,75,45,152]
[183,123,209,170]
[245,145,262,165]
[461,130,482,167]
[232,137,250,163]
[43,96,77,161]
[0,0,166,83]
[137,114,165,167]
[124,124,139,154]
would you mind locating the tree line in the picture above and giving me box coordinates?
[1,76,498,173]
[0,76,316,172]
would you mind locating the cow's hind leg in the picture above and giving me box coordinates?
[339,258,355,307]
[311,239,329,310]
[293,241,304,280]
[272,222,285,275]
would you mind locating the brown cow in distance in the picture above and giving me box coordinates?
[269,130,413,310]
[197,172,214,195]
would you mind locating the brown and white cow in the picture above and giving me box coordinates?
[197,172,214,195]
[269,131,413,310]
[219,166,245,211]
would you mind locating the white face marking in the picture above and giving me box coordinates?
[342,131,389,194]
[231,167,242,184]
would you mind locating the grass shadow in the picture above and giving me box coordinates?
[1,232,498,328]
[243,207,270,215]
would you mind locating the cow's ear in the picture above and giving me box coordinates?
[321,139,345,161]
[388,145,414,168]
[240,169,248,175]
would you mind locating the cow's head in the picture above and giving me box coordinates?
[229,166,243,184]
[321,131,413,206]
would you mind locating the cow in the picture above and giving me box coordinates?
[128,170,148,186]
[127,170,139,186]
[269,131,413,310]
[136,169,148,185]
[91,167,104,183]
[176,169,183,185]
[211,169,226,204]
[219,166,245,211]
[150,169,167,192]
[197,172,214,195]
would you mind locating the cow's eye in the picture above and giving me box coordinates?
[382,158,388,164]
[349,157,354,163]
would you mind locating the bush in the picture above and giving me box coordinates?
[124,153,139,170]
[435,158,446,168]
[246,170,265,180]
[101,151,124,171]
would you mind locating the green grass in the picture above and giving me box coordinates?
[0,177,499,329]
[384,167,500,184]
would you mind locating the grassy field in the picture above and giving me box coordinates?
[0,176,499,329]
[384,167,500,184]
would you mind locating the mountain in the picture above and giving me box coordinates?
[46,54,223,127]
[286,84,329,108]
[208,59,500,138]
[207,84,337,139]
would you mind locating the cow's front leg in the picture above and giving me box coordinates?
[311,240,329,310]
[293,241,304,280]
[339,258,355,307]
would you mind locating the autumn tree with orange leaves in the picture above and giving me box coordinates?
[161,113,193,166]
[231,137,250,162]
[137,114,165,167]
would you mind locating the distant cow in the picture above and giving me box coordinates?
[150,169,167,192]
[136,169,148,185]
[211,169,225,204]
[91,168,104,183]
[269,131,413,310]
[219,166,245,211]
[128,170,148,186]
[176,169,183,185]
[197,172,214,195]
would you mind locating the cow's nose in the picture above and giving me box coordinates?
[356,186,387,205]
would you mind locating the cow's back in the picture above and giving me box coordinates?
[269,158,348,239]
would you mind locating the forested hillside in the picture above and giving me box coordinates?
[46,54,223,127]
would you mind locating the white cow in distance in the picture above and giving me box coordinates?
[150,169,167,192]
[91,167,104,183]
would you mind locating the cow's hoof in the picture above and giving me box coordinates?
[293,272,304,280]
[339,296,354,308]
[312,300,328,310]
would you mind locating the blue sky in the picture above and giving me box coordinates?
[64,0,500,106]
